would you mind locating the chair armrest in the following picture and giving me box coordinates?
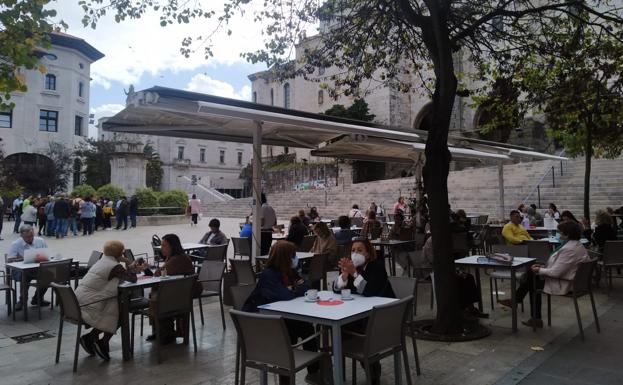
[341,329,366,338]
[292,331,322,348]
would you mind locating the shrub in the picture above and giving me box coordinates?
[97,184,125,202]
[156,189,188,210]
[134,187,158,208]
[71,184,97,198]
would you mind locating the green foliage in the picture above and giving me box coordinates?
[135,187,158,207]
[97,184,125,202]
[324,99,375,122]
[71,184,97,198]
[74,139,116,188]
[144,143,163,190]
[156,189,188,209]
[45,141,74,193]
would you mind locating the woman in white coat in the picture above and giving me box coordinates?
[499,221,590,328]
[75,240,146,360]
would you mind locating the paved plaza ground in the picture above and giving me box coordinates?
[0,218,619,385]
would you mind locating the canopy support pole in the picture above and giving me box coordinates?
[498,161,505,221]
[252,121,263,260]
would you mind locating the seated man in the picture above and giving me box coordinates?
[502,210,532,245]
[8,224,49,310]
[199,218,228,245]
[239,216,253,239]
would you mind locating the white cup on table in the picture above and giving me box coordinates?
[305,289,318,301]
[341,289,352,299]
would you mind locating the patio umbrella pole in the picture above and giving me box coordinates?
[252,121,263,260]
[498,161,505,222]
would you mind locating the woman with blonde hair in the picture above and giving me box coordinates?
[310,222,337,257]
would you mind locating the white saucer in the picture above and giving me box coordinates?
[304,298,318,303]
[341,296,354,301]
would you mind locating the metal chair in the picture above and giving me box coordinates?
[151,234,165,266]
[205,243,229,261]
[387,277,421,375]
[229,284,256,385]
[123,249,149,263]
[342,296,414,385]
[351,217,364,227]
[50,283,89,372]
[197,260,226,329]
[230,309,327,385]
[545,259,600,340]
[407,250,434,315]
[487,244,528,310]
[30,259,73,320]
[0,270,16,320]
[600,241,623,293]
[308,253,328,290]
[232,237,252,260]
[152,276,198,363]
[72,251,103,288]
[300,235,317,252]
[229,259,256,285]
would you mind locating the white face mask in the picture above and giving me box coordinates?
[351,252,366,267]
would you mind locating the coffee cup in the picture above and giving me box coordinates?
[305,289,318,301]
[341,289,352,299]
[318,291,333,301]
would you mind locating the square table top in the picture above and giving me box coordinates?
[259,294,397,321]
[255,252,316,260]
[154,242,213,251]
[118,274,186,289]
[6,258,73,270]
[455,255,536,268]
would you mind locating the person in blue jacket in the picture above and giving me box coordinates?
[239,216,253,239]
[243,240,323,384]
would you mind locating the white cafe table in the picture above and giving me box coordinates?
[255,252,316,261]
[259,295,398,385]
[154,242,213,253]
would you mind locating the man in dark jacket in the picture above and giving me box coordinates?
[129,195,139,228]
[115,196,129,230]
[286,216,308,248]
[53,195,71,238]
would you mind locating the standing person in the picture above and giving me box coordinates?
[81,196,96,235]
[94,199,103,231]
[115,196,129,230]
[53,194,71,238]
[36,198,47,236]
[129,195,139,228]
[21,201,37,226]
[12,194,23,233]
[188,193,201,226]
[69,197,81,236]
[102,199,113,230]
[393,196,408,216]
[8,225,50,310]
[260,192,277,230]
[348,204,363,218]
[45,197,56,236]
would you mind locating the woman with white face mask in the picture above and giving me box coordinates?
[332,237,395,298]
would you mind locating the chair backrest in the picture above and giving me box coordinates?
[351,217,364,227]
[87,251,103,268]
[232,237,252,257]
[38,259,73,287]
[308,253,327,282]
[205,244,229,261]
[387,277,416,299]
[50,283,83,324]
[123,249,135,262]
[603,241,623,265]
[491,244,529,258]
[229,259,256,285]
[299,235,317,252]
[573,259,596,296]
[154,275,197,317]
[230,309,294,370]
[151,234,161,246]
[387,213,395,222]
[525,241,553,263]
[230,284,255,311]
[364,296,412,356]
[198,260,225,292]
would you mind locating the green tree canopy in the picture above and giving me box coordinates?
[324,99,375,122]
[74,138,116,189]
[97,184,125,202]
[71,184,97,198]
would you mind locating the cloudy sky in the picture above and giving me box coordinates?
[54,0,277,137]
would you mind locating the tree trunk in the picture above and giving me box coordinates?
[583,124,592,224]
[420,2,463,334]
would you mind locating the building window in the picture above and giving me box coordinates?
[270,89,274,106]
[78,82,84,98]
[283,83,291,108]
[177,146,185,160]
[74,115,83,136]
[219,150,225,164]
[39,110,58,132]
[252,91,257,103]
[199,148,206,163]
[318,90,324,105]
[0,111,11,128]
[45,74,56,90]
[237,151,243,165]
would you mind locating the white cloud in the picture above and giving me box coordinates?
[185,74,252,100]
[88,103,125,137]
[54,0,274,88]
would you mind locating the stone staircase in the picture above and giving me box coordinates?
[202,156,623,221]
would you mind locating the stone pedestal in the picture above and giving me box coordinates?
[110,142,148,195]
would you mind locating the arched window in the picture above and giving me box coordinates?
[283,83,291,108]
[45,74,56,90]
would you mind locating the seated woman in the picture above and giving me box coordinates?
[334,215,354,246]
[591,210,617,252]
[242,241,321,384]
[76,240,147,360]
[308,206,320,222]
[332,237,394,298]
[150,234,202,343]
[499,221,590,328]
[310,222,338,257]
[286,216,308,248]
[199,218,228,245]
[361,210,382,239]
